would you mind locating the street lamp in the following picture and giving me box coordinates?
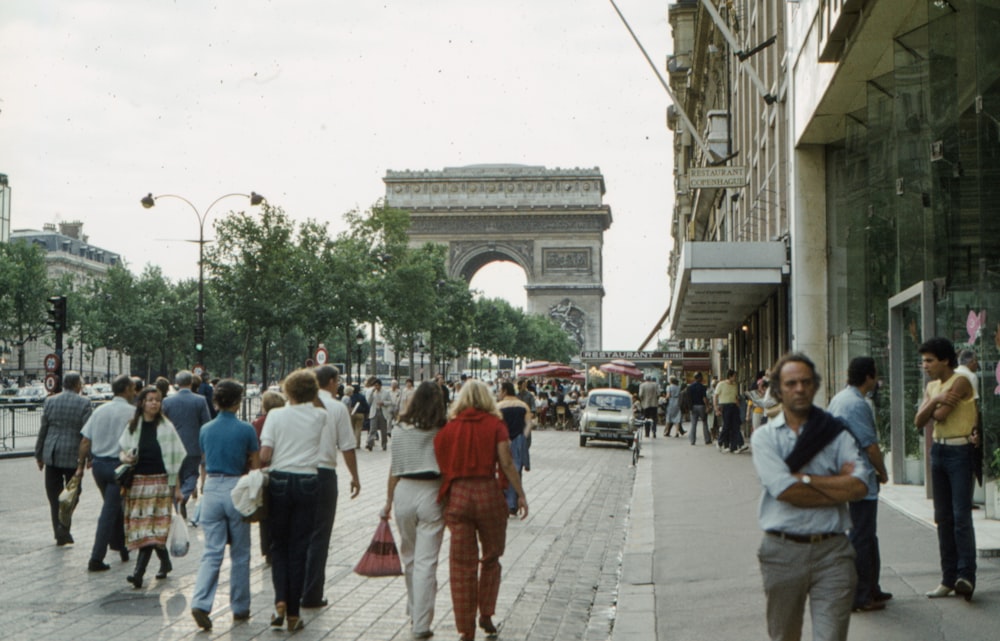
[418,341,426,381]
[141,191,265,363]
[355,330,365,385]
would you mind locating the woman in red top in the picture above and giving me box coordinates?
[435,380,528,641]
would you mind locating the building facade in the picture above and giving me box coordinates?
[10,222,129,383]
[667,0,1000,502]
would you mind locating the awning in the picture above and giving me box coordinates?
[667,241,786,339]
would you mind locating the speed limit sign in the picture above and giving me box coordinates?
[315,347,329,365]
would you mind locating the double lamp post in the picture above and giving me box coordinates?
[140,191,265,368]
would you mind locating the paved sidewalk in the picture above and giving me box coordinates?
[616,429,1000,641]
[0,429,636,641]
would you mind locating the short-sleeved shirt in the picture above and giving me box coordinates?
[687,381,708,405]
[827,385,879,500]
[751,408,868,535]
[260,403,326,474]
[199,411,259,476]
[715,379,738,405]
[318,389,357,469]
[81,396,134,458]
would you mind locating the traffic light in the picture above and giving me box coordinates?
[47,296,67,332]
[194,324,205,353]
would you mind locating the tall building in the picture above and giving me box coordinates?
[666,0,1000,503]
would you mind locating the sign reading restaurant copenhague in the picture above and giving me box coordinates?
[581,351,711,363]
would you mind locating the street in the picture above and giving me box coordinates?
[0,429,632,641]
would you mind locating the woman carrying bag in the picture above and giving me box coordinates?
[383,381,448,640]
[118,386,186,588]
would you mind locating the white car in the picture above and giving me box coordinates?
[578,388,636,448]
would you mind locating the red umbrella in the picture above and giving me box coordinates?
[570,370,586,381]
[599,359,643,378]
[517,362,577,378]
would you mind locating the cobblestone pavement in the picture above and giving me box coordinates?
[0,429,636,641]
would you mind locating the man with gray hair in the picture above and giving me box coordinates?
[35,371,92,545]
[162,369,211,519]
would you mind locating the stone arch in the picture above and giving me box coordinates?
[384,165,612,352]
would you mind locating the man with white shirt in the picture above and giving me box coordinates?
[75,374,136,571]
[366,378,393,451]
[302,365,361,608]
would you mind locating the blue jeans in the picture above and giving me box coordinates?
[89,456,126,563]
[848,499,881,606]
[930,443,977,586]
[504,435,527,511]
[191,475,252,615]
[689,405,710,444]
[302,468,338,605]
[268,471,319,617]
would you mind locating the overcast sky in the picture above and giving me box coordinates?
[1,0,675,350]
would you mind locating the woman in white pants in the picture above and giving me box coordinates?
[383,381,448,640]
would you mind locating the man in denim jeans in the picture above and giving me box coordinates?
[915,337,977,601]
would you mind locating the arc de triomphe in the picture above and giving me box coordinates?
[383,165,611,352]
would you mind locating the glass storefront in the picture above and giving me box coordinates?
[827,1,1000,486]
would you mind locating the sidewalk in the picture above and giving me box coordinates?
[616,429,1000,641]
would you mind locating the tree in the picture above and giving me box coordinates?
[0,240,51,382]
[206,204,305,386]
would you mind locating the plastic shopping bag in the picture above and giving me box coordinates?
[167,507,190,557]
[353,518,403,577]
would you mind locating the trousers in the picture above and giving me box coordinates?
[191,475,252,615]
[90,456,126,562]
[395,478,445,635]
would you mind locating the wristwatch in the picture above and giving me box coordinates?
[801,474,812,485]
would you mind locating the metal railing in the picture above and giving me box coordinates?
[1,396,265,456]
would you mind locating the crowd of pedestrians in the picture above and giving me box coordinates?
[34,365,538,640]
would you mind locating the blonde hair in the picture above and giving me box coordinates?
[448,379,502,420]
[261,390,286,413]
[281,369,319,404]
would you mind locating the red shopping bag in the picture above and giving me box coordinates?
[353,518,403,577]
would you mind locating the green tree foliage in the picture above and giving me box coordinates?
[0,241,51,376]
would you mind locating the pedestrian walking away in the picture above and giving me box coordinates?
[435,380,528,641]
[383,381,448,640]
[35,371,93,547]
[914,337,978,601]
[190,380,261,630]
[161,370,211,520]
[258,368,326,632]
[715,370,744,452]
[751,353,868,641]
[686,372,711,445]
[827,357,892,612]
[118,386,187,589]
[302,365,361,609]
[74,374,136,571]
[497,381,532,515]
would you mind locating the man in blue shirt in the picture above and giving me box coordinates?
[751,353,868,641]
[162,370,211,519]
[828,357,891,612]
[190,380,259,630]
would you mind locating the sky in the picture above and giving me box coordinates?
[1,0,675,351]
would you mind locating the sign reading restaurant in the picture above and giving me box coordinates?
[581,351,710,362]
[688,166,747,189]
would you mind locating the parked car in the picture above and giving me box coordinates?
[578,388,635,448]
[89,383,113,401]
[0,385,19,405]
[10,385,47,404]
[245,383,261,398]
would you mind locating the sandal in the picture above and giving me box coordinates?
[270,602,286,628]
[287,616,304,632]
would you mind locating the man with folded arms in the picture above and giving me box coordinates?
[915,337,977,601]
[751,353,868,641]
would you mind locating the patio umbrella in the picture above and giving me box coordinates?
[517,362,577,378]
[599,359,643,379]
